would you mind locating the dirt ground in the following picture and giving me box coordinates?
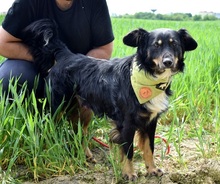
[23,138,220,184]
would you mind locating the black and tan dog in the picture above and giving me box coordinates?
[22,19,197,180]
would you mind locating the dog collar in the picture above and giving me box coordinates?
[130,61,172,104]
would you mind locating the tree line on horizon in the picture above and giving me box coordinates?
[113,12,219,21]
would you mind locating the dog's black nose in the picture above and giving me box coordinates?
[163,58,173,68]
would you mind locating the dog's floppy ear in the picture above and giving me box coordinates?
[123,28,149,47]
[178,29,198,51]
[22,19,58,47]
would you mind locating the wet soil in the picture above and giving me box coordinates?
[23,138,220,184]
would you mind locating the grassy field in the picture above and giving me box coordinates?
[0,15,220,183]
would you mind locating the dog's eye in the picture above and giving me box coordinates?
[154,42,159,48]
[171,42,177,46]
[155,39,163,48]
[154,41,162,48]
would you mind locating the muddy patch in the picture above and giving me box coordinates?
[23,139,220,184]
[23,158,220,184]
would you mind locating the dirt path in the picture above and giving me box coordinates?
[23,139,220,184]
[24,158,220,184]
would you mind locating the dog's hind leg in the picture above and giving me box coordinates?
[137,120,163,176]
[65,96,94,162]
[79,105,96,163]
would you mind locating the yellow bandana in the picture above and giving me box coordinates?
[130,61,172,104]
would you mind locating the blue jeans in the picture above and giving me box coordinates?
[0,59,45,98]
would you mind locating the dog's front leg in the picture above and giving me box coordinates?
[142,136,163,176]
[139,120,163,176]
[120,125,137,181]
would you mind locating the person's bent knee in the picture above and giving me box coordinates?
[0,59,45,98]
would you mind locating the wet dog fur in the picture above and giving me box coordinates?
[22,19,197,180]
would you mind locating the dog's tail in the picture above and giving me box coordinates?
[22,19,66,76]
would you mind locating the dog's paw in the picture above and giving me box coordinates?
[85,147,97,163]
[147,168,163,177]
[122,159,138,181]
[123,172,138,181]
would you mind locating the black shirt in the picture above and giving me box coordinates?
[2,0,114,54]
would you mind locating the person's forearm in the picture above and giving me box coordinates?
[0,41,33,61]
[86,42,113,60]
[87,49,110,59]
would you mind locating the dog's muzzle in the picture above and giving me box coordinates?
[162,53,174,68]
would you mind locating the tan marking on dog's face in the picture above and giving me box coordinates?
[158,39,162,45]
[151,54,180,75]
[152,57,162,66]
[174,57,178,66]
[169,38,173,43]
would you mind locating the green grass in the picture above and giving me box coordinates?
[0,16,220,183]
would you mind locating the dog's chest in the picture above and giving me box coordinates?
[144,92,169,121]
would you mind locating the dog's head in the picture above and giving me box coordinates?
[123,28,197,77]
